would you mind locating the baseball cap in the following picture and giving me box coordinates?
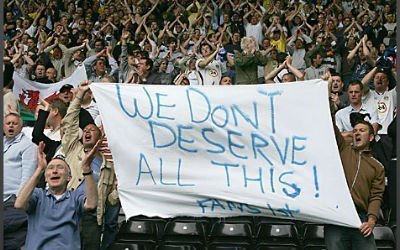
[59,84,73,93]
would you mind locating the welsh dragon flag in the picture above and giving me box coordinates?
[12,66,87,121]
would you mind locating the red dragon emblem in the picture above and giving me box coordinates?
[19,89,40,111]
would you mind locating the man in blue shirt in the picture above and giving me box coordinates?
[3,113,37,249]
[14,141,98,250]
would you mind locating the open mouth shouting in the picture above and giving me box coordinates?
[8,128,15,136]
[49,175,62,183]
[82,124,101,147]
[84,132,92,143]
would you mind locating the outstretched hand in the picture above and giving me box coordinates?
[78,80,91,93]
[38,97,50,111]
[82,140,101,172]
[37,141,47,171]
[7,104,19,115]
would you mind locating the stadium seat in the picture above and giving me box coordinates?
[115,219,159,244]
[109,241,156,250]
[169,216,213,233]
[303,224,327,250]
[207,221,253,249]
[373,225,395,249]
[390,224,396,243]
[158,220,207,249]
[127,216,168,240]
[157,244,202,250]
[255,222,300,249]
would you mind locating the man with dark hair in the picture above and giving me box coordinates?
[87,39,106,57]
[32,98,68,152]
[330,72,349,110]
[304,51,328,80]
[126,57,157,84]
[120,31,137,82]
[264,56,304,83]
[60,41,88,78]
[194,43,223,85]
[58,84,74,104]
[225,32,242,54]
[85,45,119,82]
[32,64,53,83]
[335,80,380,141]
[346,36,375,82]
[361,67,396,166]
[159,37,183,74]
[57,84,96,127]
[151,59,174,85]
[326,82,385,250]
[14,142,98,250]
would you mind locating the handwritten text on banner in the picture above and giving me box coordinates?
[90,80,361,228]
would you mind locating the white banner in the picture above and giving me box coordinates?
[90,80,361,228]
[13,66,87,110]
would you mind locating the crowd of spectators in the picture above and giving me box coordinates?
[3,0,397,249]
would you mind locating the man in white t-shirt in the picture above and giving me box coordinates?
[335,80,380,141]
[243,13,266,46]
[361,67,396,163]
[194,43,223,85]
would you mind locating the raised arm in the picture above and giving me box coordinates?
[197,44,220,68]
[361,67,378,95]
[265,61,287,83]
[59,42,86,55]
[346,39,362,62]
[61,81,89,152]
[43,37,60,53]
[81,140,99,211]
[361,36,376,66]
[14,142,46,211]
[106,46,119,77]
[143,0,159,19]
[249,3,263,17]
[242,10,251,26]
[286,56,304,80]
[157,22,169,42]
[343,20,355,34]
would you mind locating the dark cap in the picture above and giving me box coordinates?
[59,84,73,93]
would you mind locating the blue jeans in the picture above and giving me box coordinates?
[100,201,121,250]
[324,213,377,250]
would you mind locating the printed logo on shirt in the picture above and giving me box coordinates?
[377,102,387,113]
[208,69,219,77]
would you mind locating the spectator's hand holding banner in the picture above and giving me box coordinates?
[90,80,361,228]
